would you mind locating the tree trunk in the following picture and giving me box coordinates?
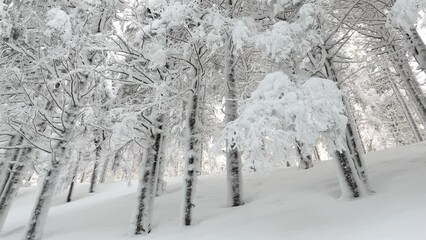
[406,27,426,72]
[0,135,23,195]
[24,153,62,240]
[89,130,105,193]
[0,147,28,232]
[66,152,81,203]
[296,141,313,169]
[134,114,163,235]
[332,148,361,198]
[99,156,110,184]
[387,67,423,142]
[343,98,372,192]
[388,44,426,127]
[182,80,201,226]
[156,136,167,197]
[224,35,244,207]
[313,146,321,161]
[325,51,371,192]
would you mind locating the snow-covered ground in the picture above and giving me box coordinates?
[2,142,426,240]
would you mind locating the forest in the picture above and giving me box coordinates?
[0,0,425,239]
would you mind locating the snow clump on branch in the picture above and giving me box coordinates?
[222,71,348,167]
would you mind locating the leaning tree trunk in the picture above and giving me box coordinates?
[24,152,63,240]
[24,100,81,240]
[331,146,362,198]
[224,35,244,207]
[343,98,372,192]
[387,43,426,127]
[182,79,201,226]
[324,54,370,194]
[0,146,28,232]
[406,27,426,72]
[313,146,321,161]
[134,114,163,235]
[386,66,423,142]
[0,135,23,195]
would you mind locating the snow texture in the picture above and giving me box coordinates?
[388,0,426,30]
[1,142,426,239]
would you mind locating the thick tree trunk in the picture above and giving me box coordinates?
[0,146,28,232]
[332,148,361,198]
[324,55,370,194]
[224,36,244,207]
[134,114,163,235]
[25,154,62,240]
[182,81,201,226]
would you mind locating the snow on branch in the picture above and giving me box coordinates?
[388,0,426,31]
[222,71,347,166]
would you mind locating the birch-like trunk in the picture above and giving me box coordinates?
[182,80,201,226]
[224,36,244,207]
[0,145,28,232]
[134,114,163,234]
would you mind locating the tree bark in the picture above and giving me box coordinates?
[323,54,370,194]
[182,80,201,226]
[156,136,167,197]
[134,114,163,235]
[332,148,361,198]
[25,153,62,240]
[406,27,426,72]
[66,152,81,203]
[224,35,244,207]
[89,130,105,193]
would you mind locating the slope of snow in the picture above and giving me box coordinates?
[2,142,426,240]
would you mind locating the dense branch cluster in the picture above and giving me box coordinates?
[0,0,425,239]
